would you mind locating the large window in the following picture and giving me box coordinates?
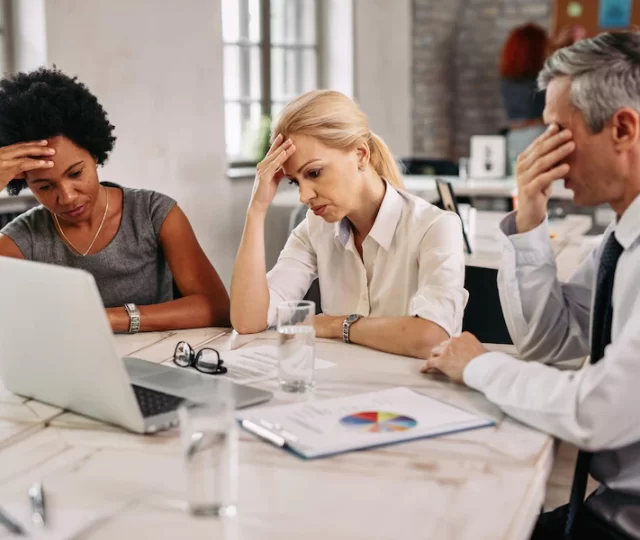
[222,0,321,165]
[0,1,13,75]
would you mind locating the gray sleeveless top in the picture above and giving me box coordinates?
[0,182,176,308]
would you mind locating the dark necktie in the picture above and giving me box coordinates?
[564,232,624,539]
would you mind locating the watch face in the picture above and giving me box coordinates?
[347,314,360,323]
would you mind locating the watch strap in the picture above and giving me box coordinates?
[124,303,140,334]
[343,314,362,343]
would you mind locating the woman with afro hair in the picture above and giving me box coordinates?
[0,68,230,332]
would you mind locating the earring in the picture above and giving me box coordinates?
[358,164,366,172]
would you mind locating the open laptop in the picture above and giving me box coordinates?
[0,257,272,434]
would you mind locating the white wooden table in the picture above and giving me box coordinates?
[0,328,554,540]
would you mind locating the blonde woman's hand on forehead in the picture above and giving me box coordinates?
[249,134,296,215]
[0,140,55,192]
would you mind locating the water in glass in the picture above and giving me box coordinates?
[278,324,316,392]
[180,400,238,517]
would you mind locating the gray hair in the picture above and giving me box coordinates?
[538,32,640,132]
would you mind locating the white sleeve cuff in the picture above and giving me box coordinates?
[266,289,284,329]
[462,351,517,392]
[408,286,468,336]
[499,213,554,265]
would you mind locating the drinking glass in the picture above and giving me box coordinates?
[276,300,316,392]
[178,390,238,517]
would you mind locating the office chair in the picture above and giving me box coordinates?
[288,203,321,314]
[398,158,459,176]
[462,266,513,345]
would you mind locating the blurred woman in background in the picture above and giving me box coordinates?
[499,23,586,173]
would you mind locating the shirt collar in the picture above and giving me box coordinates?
[334,218,351,247]
[614,193,640,250]
[333,180,403,251]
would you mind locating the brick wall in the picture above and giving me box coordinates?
[412,0,551,160]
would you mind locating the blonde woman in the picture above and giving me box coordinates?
[231,90,467,359]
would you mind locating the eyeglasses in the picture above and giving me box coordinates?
[173,341,228,375]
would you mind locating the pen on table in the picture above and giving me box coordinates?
[0,506,26,536]
[241,419,287,447]
[28,482,46,527]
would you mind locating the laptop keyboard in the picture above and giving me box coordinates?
[131,384,185,418]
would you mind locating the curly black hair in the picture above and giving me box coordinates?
[0,67,116,195]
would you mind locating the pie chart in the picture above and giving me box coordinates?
[339,411,417,433]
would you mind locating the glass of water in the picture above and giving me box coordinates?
[178,389,238,517]
[277,300,316,392]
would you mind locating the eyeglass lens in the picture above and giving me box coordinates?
[196,348,227,374]
[173,341,194,367]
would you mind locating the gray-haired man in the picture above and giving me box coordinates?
[422,32,640,540]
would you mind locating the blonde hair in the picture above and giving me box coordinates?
[271,90,405,190]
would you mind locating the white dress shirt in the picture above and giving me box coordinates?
[266,181,469,335]
[463,195,640,521]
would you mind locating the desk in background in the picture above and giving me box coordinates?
[0,190,37,229]
[267,175,608,271]
[270,175,576,210]
[462,212,594,344]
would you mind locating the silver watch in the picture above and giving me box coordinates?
[124,303,140,334]
[343,314,363,343]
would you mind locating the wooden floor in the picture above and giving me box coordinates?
[544,442,600,511]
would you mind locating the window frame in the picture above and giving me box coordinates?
[0,0,15,75]
[224,0,324,167]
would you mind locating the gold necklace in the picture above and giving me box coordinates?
[53,187,110,256]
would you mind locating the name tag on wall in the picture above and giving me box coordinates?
[469,135,507,178]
